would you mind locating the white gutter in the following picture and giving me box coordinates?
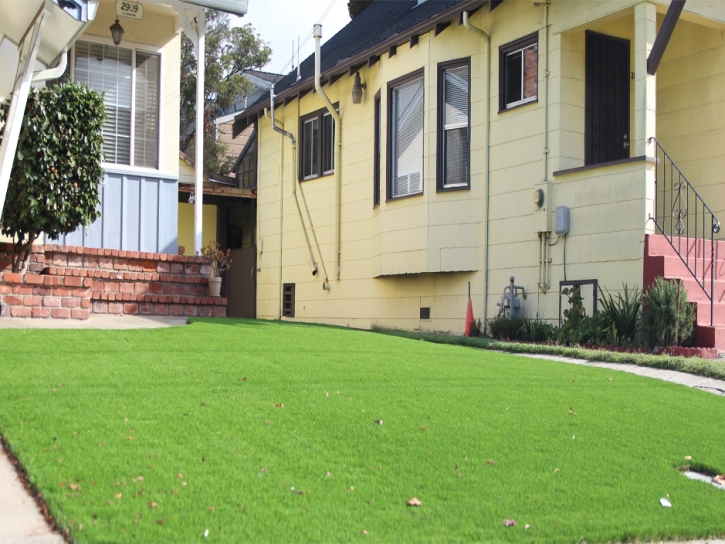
[313,24,342,280]
[462,11,492,332]
[32,47,67,82]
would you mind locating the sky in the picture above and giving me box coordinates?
[232,0,352,76]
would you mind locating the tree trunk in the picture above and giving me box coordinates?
[11,230,38,273]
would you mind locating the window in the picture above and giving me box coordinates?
[299,107,336,181]
[387,69,424,199]
[437,59,470,190]
[283,283,295,317]
[73,40,160,169]
[499,33,538,111]
[236,129,257,188]
[373,90,381,206]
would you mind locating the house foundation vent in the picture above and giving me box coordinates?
[283,284,295,317]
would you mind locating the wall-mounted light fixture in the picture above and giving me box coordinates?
[351,72,366,104]
[110,18,124,46]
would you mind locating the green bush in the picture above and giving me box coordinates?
[0,83,105,272]
[557,287,608,346]
[487,313,557,343]
[640,277,695,348]
[598,284,642,346]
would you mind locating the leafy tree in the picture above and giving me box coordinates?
[348,0,375,18]
[0,84,105,272]
[180,9,271,174]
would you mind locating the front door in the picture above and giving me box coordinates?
[225,247,256,318]
[585,31,630,165]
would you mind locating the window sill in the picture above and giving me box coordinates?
[553,156,650,177]
[299,172,335,183]
[437,183,470,193]
[386,191,424,202]
[498,97,538,114]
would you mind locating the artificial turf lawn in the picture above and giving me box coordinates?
[0,319,724,543]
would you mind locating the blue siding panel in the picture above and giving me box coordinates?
[102,174,123,250]
[50,169,178,254]
[140,177,159,252]
[122,176,141,251]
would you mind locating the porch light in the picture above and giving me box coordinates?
[110,18,124,46]
[352,72,366,104]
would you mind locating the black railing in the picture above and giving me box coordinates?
[649,137,721,326]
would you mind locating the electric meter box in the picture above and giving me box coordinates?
[555,206,570,235]
[533,181,552,233]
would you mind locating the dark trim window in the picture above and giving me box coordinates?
[499,32,538,112]
[236,129,257,189]
[373,90,381,206]
[437,58,471,190]
[299,106,337,181]
[387,69,425,200]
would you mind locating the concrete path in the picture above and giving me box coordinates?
[0,445,62,544]
[0,315,187,330]
[516,353,725,396]
[0,318,723,543]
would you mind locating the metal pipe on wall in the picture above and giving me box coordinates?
[313,24,342,280]
[193,9,205,255]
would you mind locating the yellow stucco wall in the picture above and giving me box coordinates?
[178,203,217,256]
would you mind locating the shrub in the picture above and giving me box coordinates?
[640,277,695,348]
[0,84,105,272]
[598,284,642,346]
[487,313,557,342]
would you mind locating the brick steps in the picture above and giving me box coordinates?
[0,244,227,319]
[644,234,725,352]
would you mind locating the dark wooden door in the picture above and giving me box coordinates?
[585,31,630,165]
[225,247,256,318]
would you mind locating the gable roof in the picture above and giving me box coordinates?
[233,0,501,137]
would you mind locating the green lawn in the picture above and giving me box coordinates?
[0,318,724,543]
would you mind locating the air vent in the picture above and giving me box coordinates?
[283,284,295,317]
[420,307,431,320]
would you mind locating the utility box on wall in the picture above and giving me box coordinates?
[533,181,552,233]
[555,206,570,235]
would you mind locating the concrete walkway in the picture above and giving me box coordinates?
[0,318,724,542]
[0,315,188,330]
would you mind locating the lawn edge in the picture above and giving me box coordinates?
[371,327,725,381]
[0,432,70,544]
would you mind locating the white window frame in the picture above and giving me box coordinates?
[69,35,164,174]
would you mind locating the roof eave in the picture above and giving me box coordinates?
[232,0,488,137]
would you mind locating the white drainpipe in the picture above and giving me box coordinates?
[313,24,342,280]
[462,11,493,332]
[194,9,205,255]
[32,47,67,82]
[268,86,320,278]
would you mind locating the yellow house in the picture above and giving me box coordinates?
[233,0,725,349]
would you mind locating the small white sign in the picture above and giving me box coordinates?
[116,0,144,20]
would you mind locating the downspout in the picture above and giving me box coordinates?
[462,11,492,332]
[313,24,342,280]
[32,47,67,82]
[268,86,319,278]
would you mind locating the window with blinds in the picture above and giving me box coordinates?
[389,72,424,199]
[299,106,336,181]
[73,41,160,169]
[438,60,470,190]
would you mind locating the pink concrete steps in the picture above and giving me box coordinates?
[644,234,725,349]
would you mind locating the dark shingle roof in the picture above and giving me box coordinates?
[234,0,489,136]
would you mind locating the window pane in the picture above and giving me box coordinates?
[134,52,160,169]
[523,45,538,100]
[444,66,469,127]
[392,77,424,197]
[444,127,468,187]
[74,41,132,165]
[322,113,334,174]
[302,118,318,179]
[505,50,523,106]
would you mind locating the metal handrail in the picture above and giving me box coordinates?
[649,137,721,326]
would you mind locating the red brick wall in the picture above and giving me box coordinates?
[0,245,227,319]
